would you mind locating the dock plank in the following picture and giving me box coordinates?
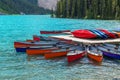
[51,35,120,44]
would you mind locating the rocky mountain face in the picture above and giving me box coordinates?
[0,0,59,14]
[38,0,59,10]
[0,0,51,14]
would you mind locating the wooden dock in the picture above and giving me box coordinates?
[62,32,71,35]
[51,35,120,44]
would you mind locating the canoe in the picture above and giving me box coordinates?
[102,51,120,60]
[87,46,103,62]
[15,45,54,52]
[89,29,108,39]
[44,46,78,59]
[67,48,85,63]
[14,41,61,48]
[33,35,75,45]
[44,49,69,59]
[98,45,120,59]
[33,35,54,41]
[27,47,58,55]
[72,30,97,39]
[26,44,72,55]
[40,30,70,34]
[103,43,120,49]
[98,29,117,38]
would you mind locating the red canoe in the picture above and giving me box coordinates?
[98,29,117,38]
[72,30,97,39]
[67,50,86,63]
[40,30,70,34]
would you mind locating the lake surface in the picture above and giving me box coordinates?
[0,15,120,80]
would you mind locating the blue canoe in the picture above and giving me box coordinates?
[98,44,120,60]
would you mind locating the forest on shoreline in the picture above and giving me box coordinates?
[55,0,120,20]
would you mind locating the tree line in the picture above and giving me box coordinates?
[55,0,120,20]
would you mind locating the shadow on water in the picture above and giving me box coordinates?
[67,57,102,66]
[19,53,120,68]
[87,58,102,66]
[15,52,26,55]
[27,55,67,62]
[103,56,120,64]
[101,57,120,70]
[27,55,103,67]
[27,55,45,61]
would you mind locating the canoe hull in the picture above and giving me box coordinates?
[45,51,68,59]
[15,46,53,52]
[33,36,40,41]
[14,42,57,48]
[26,48,58,55]
[99,29,117,38]
[16,48,26,52]
[102,51,120,59]
[72,30,97,39]
[67,52,85,63]
[87,53,103,62]
[40,30,70,34]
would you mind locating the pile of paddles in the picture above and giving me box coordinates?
[14,35,105,63]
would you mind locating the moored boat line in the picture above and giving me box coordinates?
[15,40,74,52]
[14,37,104,63]
[14,29,120,64]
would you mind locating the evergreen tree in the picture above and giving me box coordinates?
[55,0,120,20]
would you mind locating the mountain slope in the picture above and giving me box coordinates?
[38,0,59,10]
[0,0,51,14]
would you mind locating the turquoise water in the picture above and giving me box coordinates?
[0,15,120,80]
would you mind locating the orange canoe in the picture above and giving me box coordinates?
[87,53,103,62]
[87,47,103,62]
[26,48,58,55]
[26,44,74,55]
[45,49,69,59]
[44,46,81,59]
